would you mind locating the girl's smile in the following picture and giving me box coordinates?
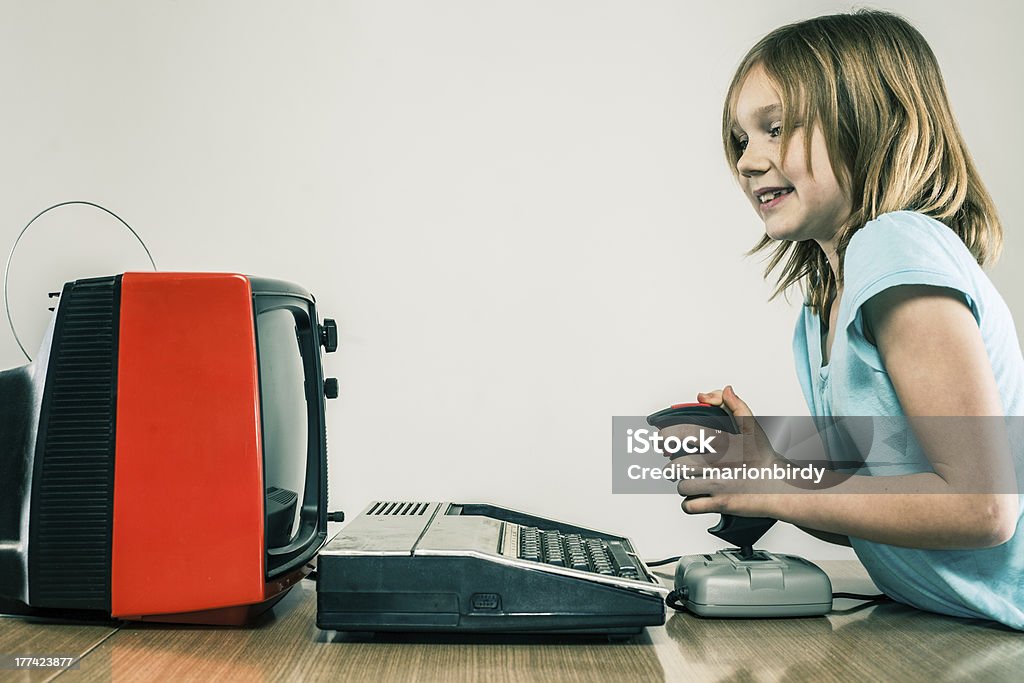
[754,186,794,212]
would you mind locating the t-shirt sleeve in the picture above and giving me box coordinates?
[842,212,980,370]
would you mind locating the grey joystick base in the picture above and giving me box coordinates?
[674,549,832,617]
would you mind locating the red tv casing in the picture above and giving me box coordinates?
[111,273,307,623]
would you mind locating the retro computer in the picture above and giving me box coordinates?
[0,271,829,632]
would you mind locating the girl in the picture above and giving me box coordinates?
[666,10,1024,629]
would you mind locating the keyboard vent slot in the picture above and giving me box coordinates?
[367,501,430,516]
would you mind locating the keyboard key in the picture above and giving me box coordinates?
[607,541,640,578]
[570,557,590,571]
[542,531,565,566]
[520,527,541,562]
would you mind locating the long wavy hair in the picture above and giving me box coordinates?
[722,10,1001,317]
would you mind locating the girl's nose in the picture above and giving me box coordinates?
[737,141,771,177]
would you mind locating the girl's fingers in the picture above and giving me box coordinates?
[697,389,724,405]
[722,385,754,417]
[681,496,720,515]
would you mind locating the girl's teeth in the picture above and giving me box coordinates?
[759,189,791,203]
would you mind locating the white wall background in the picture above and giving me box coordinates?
[1,0,1020,560]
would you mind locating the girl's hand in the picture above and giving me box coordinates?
[660,385,786,517]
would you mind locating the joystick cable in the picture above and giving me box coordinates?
[664,587,889,614]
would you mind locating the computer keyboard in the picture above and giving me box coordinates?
[316,501,666,635]
[515,526,640,579]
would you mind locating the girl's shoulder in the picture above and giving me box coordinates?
[844,211,980,301]
[848,211,968,259]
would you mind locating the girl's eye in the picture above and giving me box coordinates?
[769,123,783,138]
[737,137,749,152]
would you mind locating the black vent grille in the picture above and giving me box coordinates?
[28,276,119,610]
[367,501,430,516]
[267,487,296,506]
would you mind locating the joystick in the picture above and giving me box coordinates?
[647,402,832,617]
[646,403,776,558]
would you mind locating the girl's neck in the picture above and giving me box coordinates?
[816,236,841,279]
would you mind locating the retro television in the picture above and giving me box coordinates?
[0,272,338,624]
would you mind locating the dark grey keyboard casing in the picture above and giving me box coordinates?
[316,501,666,635]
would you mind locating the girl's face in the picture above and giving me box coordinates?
[731,65,851,248]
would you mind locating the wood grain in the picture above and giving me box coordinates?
[2,561,1021,682]
[0,614,115,683]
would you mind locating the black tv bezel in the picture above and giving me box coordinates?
[250,278,329,580]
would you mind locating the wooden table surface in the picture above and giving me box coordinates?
[1,561,1021,682]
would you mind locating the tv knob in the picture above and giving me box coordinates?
[319,319,339,352]
[324,377,339,399]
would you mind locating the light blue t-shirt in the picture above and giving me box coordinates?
[793,211,1024,630]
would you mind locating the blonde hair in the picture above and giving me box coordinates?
[722,10,1001,316]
